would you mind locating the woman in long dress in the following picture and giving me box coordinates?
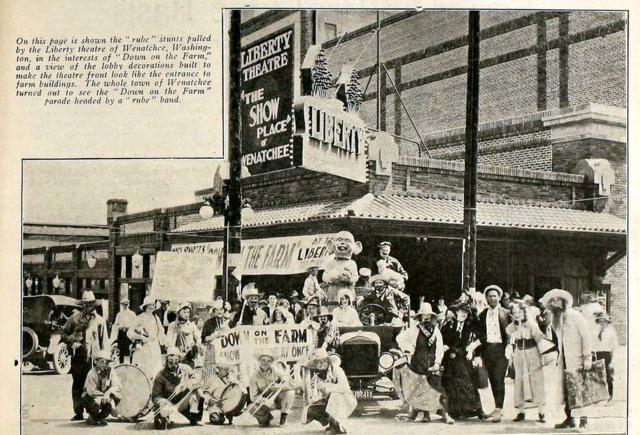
[506,301,547,422]
[332,289,362,327]
[440,302,488,420]
[128,296,164,379]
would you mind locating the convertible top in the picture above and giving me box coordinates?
[23,295,80,324]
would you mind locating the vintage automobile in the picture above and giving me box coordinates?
[23,295,114,374]
[23,295,80,374]
[331,286,408,399]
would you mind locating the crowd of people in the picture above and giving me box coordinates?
[57,240,619,432]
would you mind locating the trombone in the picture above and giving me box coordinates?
[242,365,296,417]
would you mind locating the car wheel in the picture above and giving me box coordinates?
[23,327,39,359]
[111,345,120,363]
[53,344,71,375]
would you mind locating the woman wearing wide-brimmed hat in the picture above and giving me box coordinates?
[128,296,165,379]
[395,303,454,424]
[302,348,356,434]
[440,302,489,421]
[166,302,201,368]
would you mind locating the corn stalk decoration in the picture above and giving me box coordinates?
[346,70,364,112]
[312,49,332,98]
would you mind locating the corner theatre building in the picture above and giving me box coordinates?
[105,10,626,339]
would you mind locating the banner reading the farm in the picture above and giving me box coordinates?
[170,233,334,275]
[210,324,315,367]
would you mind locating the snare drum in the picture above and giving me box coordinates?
[112,364,152,419]
[219,383,247,416]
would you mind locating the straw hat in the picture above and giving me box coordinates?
[166,347,182,358]
[539,289,573,308]
[307,348,340,368]
[92,349,112,361]
[483,285,504,299]
[413,302,437,319]
[255,352,275,363]
[312,306,333,322]
[81,290,97,303]
[241,283,261,300]
[140,296,156,310]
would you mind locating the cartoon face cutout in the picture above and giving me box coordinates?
[327,231,362,260]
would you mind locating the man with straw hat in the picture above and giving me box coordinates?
[230,283,268,327]
[395,303,453,424]
[477,285,511,423]
[249,352,295,427]
[313,307,341,352]
[61,290,108,421]
[303,263,326,302]
[539,289,593,429]
[151,347,205,429]
[82,349,121,426]
[302,348,356,434]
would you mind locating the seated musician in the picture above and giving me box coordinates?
[249,353,295,427]
[302,348,357,434]
[82,349,121,426]
[358,271,410,325]
[203,361,241,425]
[151,347,205,429]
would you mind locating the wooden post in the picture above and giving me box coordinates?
[462,11,481,293]
[227,10,243,301]
[376,11,381,130]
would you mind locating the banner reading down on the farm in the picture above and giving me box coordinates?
[212,324,316,365]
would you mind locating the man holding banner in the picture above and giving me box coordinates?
[230,283,268,327]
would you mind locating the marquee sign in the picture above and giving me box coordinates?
[170,233,334,275]
[294,96,368,183]
[241,27,295,175]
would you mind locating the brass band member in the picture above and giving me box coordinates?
[249,353,295,427]
[302,348,357,434]
[151,347,205,429]
[82,350,121,426]
[202,361,241,425]
[313,307,340,352]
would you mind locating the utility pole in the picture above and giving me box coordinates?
[462,11,480,294]
[227,9,243,301]
[376,10,381,130]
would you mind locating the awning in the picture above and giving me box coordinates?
[173,193,626,235]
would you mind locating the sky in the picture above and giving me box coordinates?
[22,159,222,225]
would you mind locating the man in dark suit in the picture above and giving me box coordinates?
[153,299,176,334]
[477,285,511,423]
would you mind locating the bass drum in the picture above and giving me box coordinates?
[112,364,152,419]
[219,383,247,416]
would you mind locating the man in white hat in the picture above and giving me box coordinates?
[61,290,108,421]
[476,285,511,423]
[540,289,593,429]
[111,299,136,364]
[249,353,295,427]
[230,283,267,327]
[166,302,200,368]
[303,265,326,302]
[82,349,121,426]
[360,271,410,325]
[302,348,356,434]
[152,347,205,429]
[396,303,453,424]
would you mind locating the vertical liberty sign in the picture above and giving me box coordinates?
[241,27,295,175]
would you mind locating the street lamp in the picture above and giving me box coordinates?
[87,251,97,269]
[53,274,61,289]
